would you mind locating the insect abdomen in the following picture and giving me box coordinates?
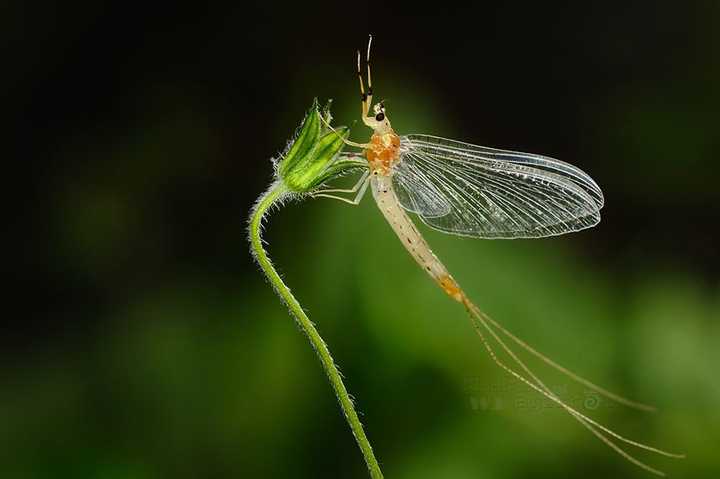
[371,175,464,302]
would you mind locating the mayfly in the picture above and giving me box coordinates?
[314,36,684,475]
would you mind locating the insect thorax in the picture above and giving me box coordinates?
[366,132,401,174]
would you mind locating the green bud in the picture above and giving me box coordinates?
[276,99,358,193]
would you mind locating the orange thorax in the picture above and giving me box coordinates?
[365,132,401,174]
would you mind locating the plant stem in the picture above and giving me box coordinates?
[249,180,384,479]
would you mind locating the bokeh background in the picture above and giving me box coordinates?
[5,3,719,478]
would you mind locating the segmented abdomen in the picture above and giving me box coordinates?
[371,174,464,302]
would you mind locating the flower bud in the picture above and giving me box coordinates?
[276,99,351,193]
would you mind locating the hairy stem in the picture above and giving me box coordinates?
[249,180,383,479]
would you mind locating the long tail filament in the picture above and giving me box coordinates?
[460,296,684,476]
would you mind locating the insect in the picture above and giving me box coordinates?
[314,36,684,475]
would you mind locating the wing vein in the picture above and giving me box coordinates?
[391,135,603,238]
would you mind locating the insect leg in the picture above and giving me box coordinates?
[319,112,371,149]
[360,35,378,128]
[365,34,373,110]
[311,174,371,206]
[357,49,369,119]
[313,169,369,194]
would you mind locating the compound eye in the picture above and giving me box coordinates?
[375,112,385,121]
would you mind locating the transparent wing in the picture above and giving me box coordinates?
[393,134,604,239]
[392,156,451,217]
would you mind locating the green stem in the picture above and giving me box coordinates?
[249,180,384,479]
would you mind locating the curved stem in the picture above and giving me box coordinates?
[248,180,384,479]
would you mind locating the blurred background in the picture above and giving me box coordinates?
[4,2,719,478]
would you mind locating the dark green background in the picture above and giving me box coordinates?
[5,3,719,478]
